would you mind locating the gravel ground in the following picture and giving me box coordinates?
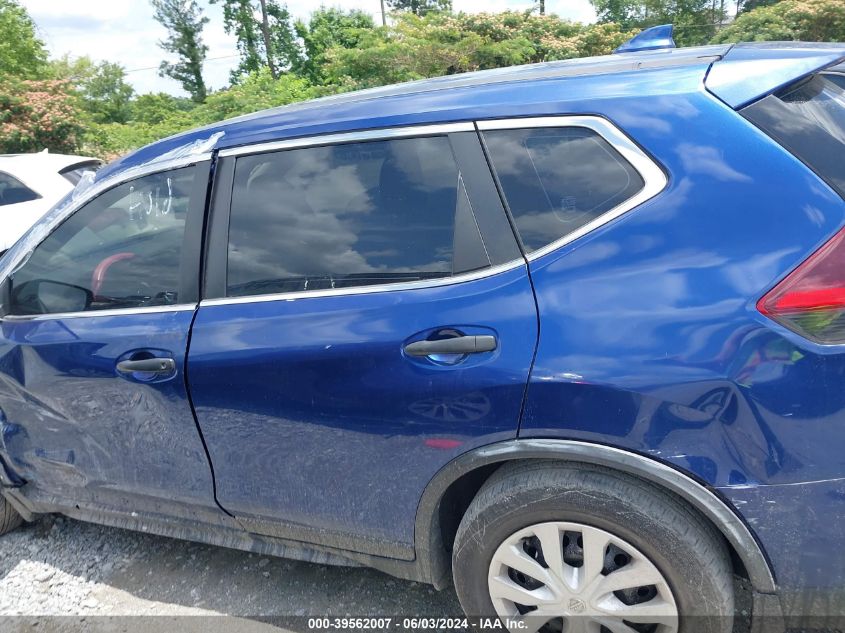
[0,515,462,632]
[0,514,754,633]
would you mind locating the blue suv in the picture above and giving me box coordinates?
[1,27,845,632]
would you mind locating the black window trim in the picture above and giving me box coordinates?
[0,160,212,321]
[202,123,523,305]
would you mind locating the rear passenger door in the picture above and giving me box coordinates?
[187,125,538,556]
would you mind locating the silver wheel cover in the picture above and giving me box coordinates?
[488,521,679,633]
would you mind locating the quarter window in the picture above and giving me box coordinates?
[226,136,490,298]
[483,127,645,253]
[8,167,197,315]
[0,172,40,206]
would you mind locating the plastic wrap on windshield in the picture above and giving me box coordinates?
[150,131,224,164]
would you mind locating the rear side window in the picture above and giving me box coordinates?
[482,127,645,253]
[226,136,490,298]
[743,74,845,198]
[0,172,40,206]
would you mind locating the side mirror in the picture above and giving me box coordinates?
[10,279,93,315]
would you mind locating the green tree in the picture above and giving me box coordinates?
[151,0,209,102]
[591,0,723,45]
[51,56,135,124]
[713,0,845,42]
[0,79,84,153]
[264,1,301,77]
[325,12,635,90]
[0,0,48,77]
[86,70,312,159]
[212,0,263,78]
[590,0,647,28]
[294,8,375,84]
[199,68,312,122]
[385,0,452,16]
[211,0,300,81]
[740,0,782,14]
[131,93,196,125]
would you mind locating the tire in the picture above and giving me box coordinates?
[452,461,734,633]
[0,495,23,535]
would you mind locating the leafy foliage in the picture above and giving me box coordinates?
[0,79,84,154]
[385,0,453,16]
[0,0,48,77]
[591,0,725,44]
[50,56,135,124]
[293,8,375,84]
[152,0,209,102]
[713,0,845,42]
[739,0,781,14]
[86,70,312,159]
[5,0,844,162]
[324,12,636,90]
[211,0,301,81]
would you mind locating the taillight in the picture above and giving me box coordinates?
[758,226,845,343]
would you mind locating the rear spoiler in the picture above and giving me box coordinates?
[705,42,845,109]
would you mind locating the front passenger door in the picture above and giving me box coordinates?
[0,164,221,522]
[188,127,538,557]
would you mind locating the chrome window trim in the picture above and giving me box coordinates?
[477,116,668,262]
[202,258,524,307]
[1,303,197,322]
[217,122,475,158]
[0,117,664,315]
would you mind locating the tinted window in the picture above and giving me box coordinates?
[483,127,645,253]
[0,172,40,206]
[227,136,489,298]
[9,167,195,315]
[744,74,845,198]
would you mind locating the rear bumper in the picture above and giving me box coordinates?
[721,477,845,620]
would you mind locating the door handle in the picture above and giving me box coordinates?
[116,358,176,374]
[404,335,497,357]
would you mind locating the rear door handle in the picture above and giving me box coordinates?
[404,335,497,357]
[116,358,176,374]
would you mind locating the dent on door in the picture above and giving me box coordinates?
[0,311,217,516]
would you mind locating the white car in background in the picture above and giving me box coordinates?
[0,152,102,256]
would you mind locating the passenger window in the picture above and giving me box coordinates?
[8,167,196,315]
[0,172,40,206]
[483,127,645,253]
[226,136,490,298]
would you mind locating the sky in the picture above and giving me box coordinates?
[19,0,598,97]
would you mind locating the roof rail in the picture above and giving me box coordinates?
[614,24,676,54]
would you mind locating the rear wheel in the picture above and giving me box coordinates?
[452,462,734,633]
[0,496,22,535]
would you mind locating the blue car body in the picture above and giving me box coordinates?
[2,41,845,623]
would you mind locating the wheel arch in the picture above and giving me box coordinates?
[414,439,776,594]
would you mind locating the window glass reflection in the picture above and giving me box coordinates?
[483,127,645,253]
[10,168,193,314]
[227,136,472,297]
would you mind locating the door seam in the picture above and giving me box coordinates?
[473,122,541,438]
